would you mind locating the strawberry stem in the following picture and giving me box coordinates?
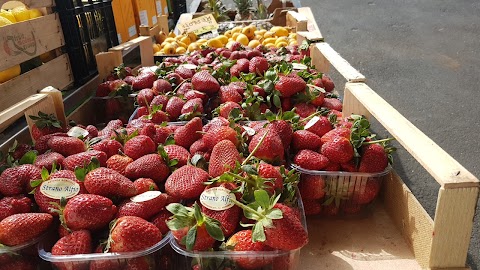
[226,172,257,186]
[242,129,269,165]
[298,111,323,124]
[362,137,395,145]
[229,197,267,219]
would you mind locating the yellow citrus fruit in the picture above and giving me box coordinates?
[0,16,13,26]
[231,26,242,34]
[262,37,276,45]
[187,32,197,42]
[176,41,187,48]
[176,47,186,54]
[207,38,223,49]
[168,31,176,38]
[264,43,275,48]
[236,33,249,46]
[196,38,207,44]
[153,44,161,53]
[289,40,298,46]
[164,37,176,44]
[0,65,21,83]
[226,40,236,50]
[217,35,228,45]
[289,33,297,39]
[29,9,43,19]
[224,30,232,38]
[163,43,175,54]
[276,41,288,48]
[255,29,267,36]
[0,11,16,23]
[232,32,241,41]
[273,26,289,37]
[248,40,260,48]
[12,7,30,22]
[180,36,191,46]
[275,37,288,46]
[254,35,263,42]
[263,31,275,39]
[188,43,200,52]
[242,26,255,39]
[154,51,163,56]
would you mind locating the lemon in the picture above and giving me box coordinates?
[207,38,223,49]
[0,65,21,83]
[188,43,200,52]
[196,38,207,44]
[263,31,275,39]
[224,30,232,38]
[254,35,264,42]
[276,41,288,48]
[164,37,176,43]
[180,36,191,46]
[263,37,276,45]
[0,11,16,23]
[275,37,288,46]
[231,32,241,41]
[289,33,297,39]
[154,51,163,56]
[176,41,187,48]
[226,40,236,50]
[0,16,13,26]
[168,31,176,38]
[176,47,186,54]
[231,26,242,34]
[217,35,228,45]
[187,32,197,42]
[235,33,249,46]
[153,44,161,53]
[248,40,260,48]
[163,43,175,54]
[272,26,289,37]
[12,7,30,22]
[264,43,275,48]
[29,9,43,19]
[255,29,267,36]
[242,26,255,39]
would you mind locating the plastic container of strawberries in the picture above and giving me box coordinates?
[169,189,307,270]
[291,164,392,217]
[0,231,52,268]
[37,232,173,269]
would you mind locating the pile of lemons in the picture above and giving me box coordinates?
[0,6,43,83]
[153,25,297,56]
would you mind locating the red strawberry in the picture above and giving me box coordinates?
[248,129,284,164]
[137,88,155,106]
[249,56,269,75]
[236,58,249,72]
[0,213,52,246]
[320,136,354,164]
[190,139,209,156]
[47,136,85,156]
[105,98,122,120]
[108,216,162,252]
[321,127,350,144]
[321,74,335,92]
[292,130,322,152]
[264,204,308,250]
[29,112,64,141]
[34,133,68,154]
[86,125,98,138]
[174,117,203,149]
[133,178,159,194]
[152,79,172,94]
[358,143,388,173]
[62,150,107,171]
[106,154,133,175]
[311,91,325,106]
[247,49,262,59]
[322,98,343,111]
[226,230,272,269]
[125,257,153,270]
[303,199,322,216]
[191,70,220,95]
[341,160,358,172]
[275,74,306,98]
[294,149,329,170]
[322,203,339,216]
[218,101,243,118]
[84,168,137,198]
[304,116,332,138]
[51,230,92,270]
[150,210,171,235]
[163,145,191,167]
[184,90,208,104]
[117,192,167,220]
[125,154,170,184]
[152,125,173,145]
[176,82,192,96]
[294,103,317,118]
[0,258,36,270]
[146,109,169,124]
[181,98,204,115]
[202,117,229,132]
[299,174,326,199]
[34,152,64,171]
[10,143,31,161]
[99,119,124,137]
[219,86,242,103]
[92,139,123,158]
[352,180,381,204]
[0,164,41,196]
[124,135,156,160]
[257,163,283,193]
[324,162,341,171]
[203,126,239,150]
[281,97,293,111]
[166,96,186,121]
[133,72,157,91]
[208,140,241,178]
[230,64,241,77]
[64,194,116,230]
[175,66,194,79]
[165,165,209,199]
[150,95,169,109]
[0,196,32,221]
[268,120,293,150]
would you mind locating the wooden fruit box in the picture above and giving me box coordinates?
[139,14,169,38]
[0,0,73,122]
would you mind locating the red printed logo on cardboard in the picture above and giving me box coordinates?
[3,31,37,57]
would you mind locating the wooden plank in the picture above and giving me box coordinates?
[429,187,478,268]
[286,11,308,32]
[95,52,122,81]
[297,7,323,41]
[0,0,54,8]
[0,13,64,70]
[109,36,154,67]
[66,97,96,126]
[312,43,366,83]
[39,87,66,129]
[24,95,56,141]
[0,54,73,112]
[0,93,50,133]
[382,171,434,269]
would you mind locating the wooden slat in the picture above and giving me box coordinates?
[0,54,73,112]
[429,187,478,268]
[66,97,96,125]
[382,171,434,269]
[0,13,64,70]
[344,82,480,188]
[40,86,66,129]
[286,11,308,32]
[0,0,54,8]
[95,52,122,81]
[312,43,365,83]
[297,7,323,41]
[0,94,50,133]
[109,36,154,67]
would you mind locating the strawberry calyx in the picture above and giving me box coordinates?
[51,197,71,234]
[112,129,139,145]
[157,144,179,169]
[29,111,63,130]
[74,157,100,182]
[29,163,59,193]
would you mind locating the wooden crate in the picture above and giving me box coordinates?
[0,0,73,119]
[139,14,169,38]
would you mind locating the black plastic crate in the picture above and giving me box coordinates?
[169,0,187,23]
[55,0,119,85]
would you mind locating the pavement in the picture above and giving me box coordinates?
[301,0,480,268]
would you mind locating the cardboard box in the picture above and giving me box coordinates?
[112,0,139,43]
[131,0,158,30]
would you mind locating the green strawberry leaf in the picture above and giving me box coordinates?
[19,150,37,165]
[193,203,204,223]
[205,218,225,241]
[251,223,266,242]
[30,179,43,189]
[265,70,276,81]
[166,203,188,215]
[185,225,198,251]
[272,94,281,108]
[41,167,49,180]
[241,165,257,175]
[165,135,175,146]
[266,208,283,220]
[254,190,270,210]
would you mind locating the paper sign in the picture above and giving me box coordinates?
[128,26,137,37]
[177,14,219,35]
[131,191,162,203]
[200,187,235,211]
[139,10,148,26]
[40,178,80,200]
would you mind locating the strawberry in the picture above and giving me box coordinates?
[294,149,329,170]
[203,126,239,150]
[9,143,31,161]
[133,178,158,194]
[312,78,324,88]
[236,58,249,72]
[92,139,123,158]
[34,133,68,154]
[133,72,157,91]
[124,135,156,160]
[294,103,317,118]
[137,88,155,107]
[34,152,64,171]
[0,258,36,270]
[190,139,209,156]
[202,117,229,132]
[0,196,32,221]
[150,95,169,109]
[47,136,85,157]
[105,98,122,121]
[230,64,241,77]
[185,90,208,104]
[175,66,194,79]
[257,163,283,193]
[311,91,325,106]
[247,49,262,59]
[176,82,192,96]
[146,108,169,124]
[0,213,52,246]
[225,230,272,269]
[268,120,293,150]
[165,72,184,85]
[166,96,186,121]
[125,154,170,184]
[304,116,332,138]
[264,203,308,250]
[62,150,107,171]
[291,130,322,152]
[299,174,326,199]
[0,164,41,196]
[321,127,351,144]
[324,162,341,171]
[321,74,335,92]
[51,230,92,270]
[117,193,167,220]
[165,165,209,199]
[303,199,322,215]
[191,70,220,95]
[106,154,133,175]
[281,97,293,111]
[136,106,149,118]
[208,140,241,178]
[163,145,191,167]
[181,98,204,115]
[108,216,162,252]
[152,79,172,94]
[275,74,306,98]
[248,129,284,164]
[63,194,116,230]
[86,125,98,138]
[29,112,63,141]
[125,257,154,270]
[84,168,137,199]
[218,101,243,118]
[150,125,173,145]
[174,117,203,149]
[358,143,389,173]
[249,56,269,75]
[150,210,171,235]
[99,119,123,137]
[352,180,381,205]
[320,137,354,164]
[219,85,243,103]
[322,98,343,111]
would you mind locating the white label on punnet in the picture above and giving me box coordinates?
[40,178,80,199]
[200,187,235,211]
[304,116,320,130]
[180,64,197,70]
[243,126,256,136]
[292,63,308,70]
[131,191,162,203]
[67,126,89,138]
